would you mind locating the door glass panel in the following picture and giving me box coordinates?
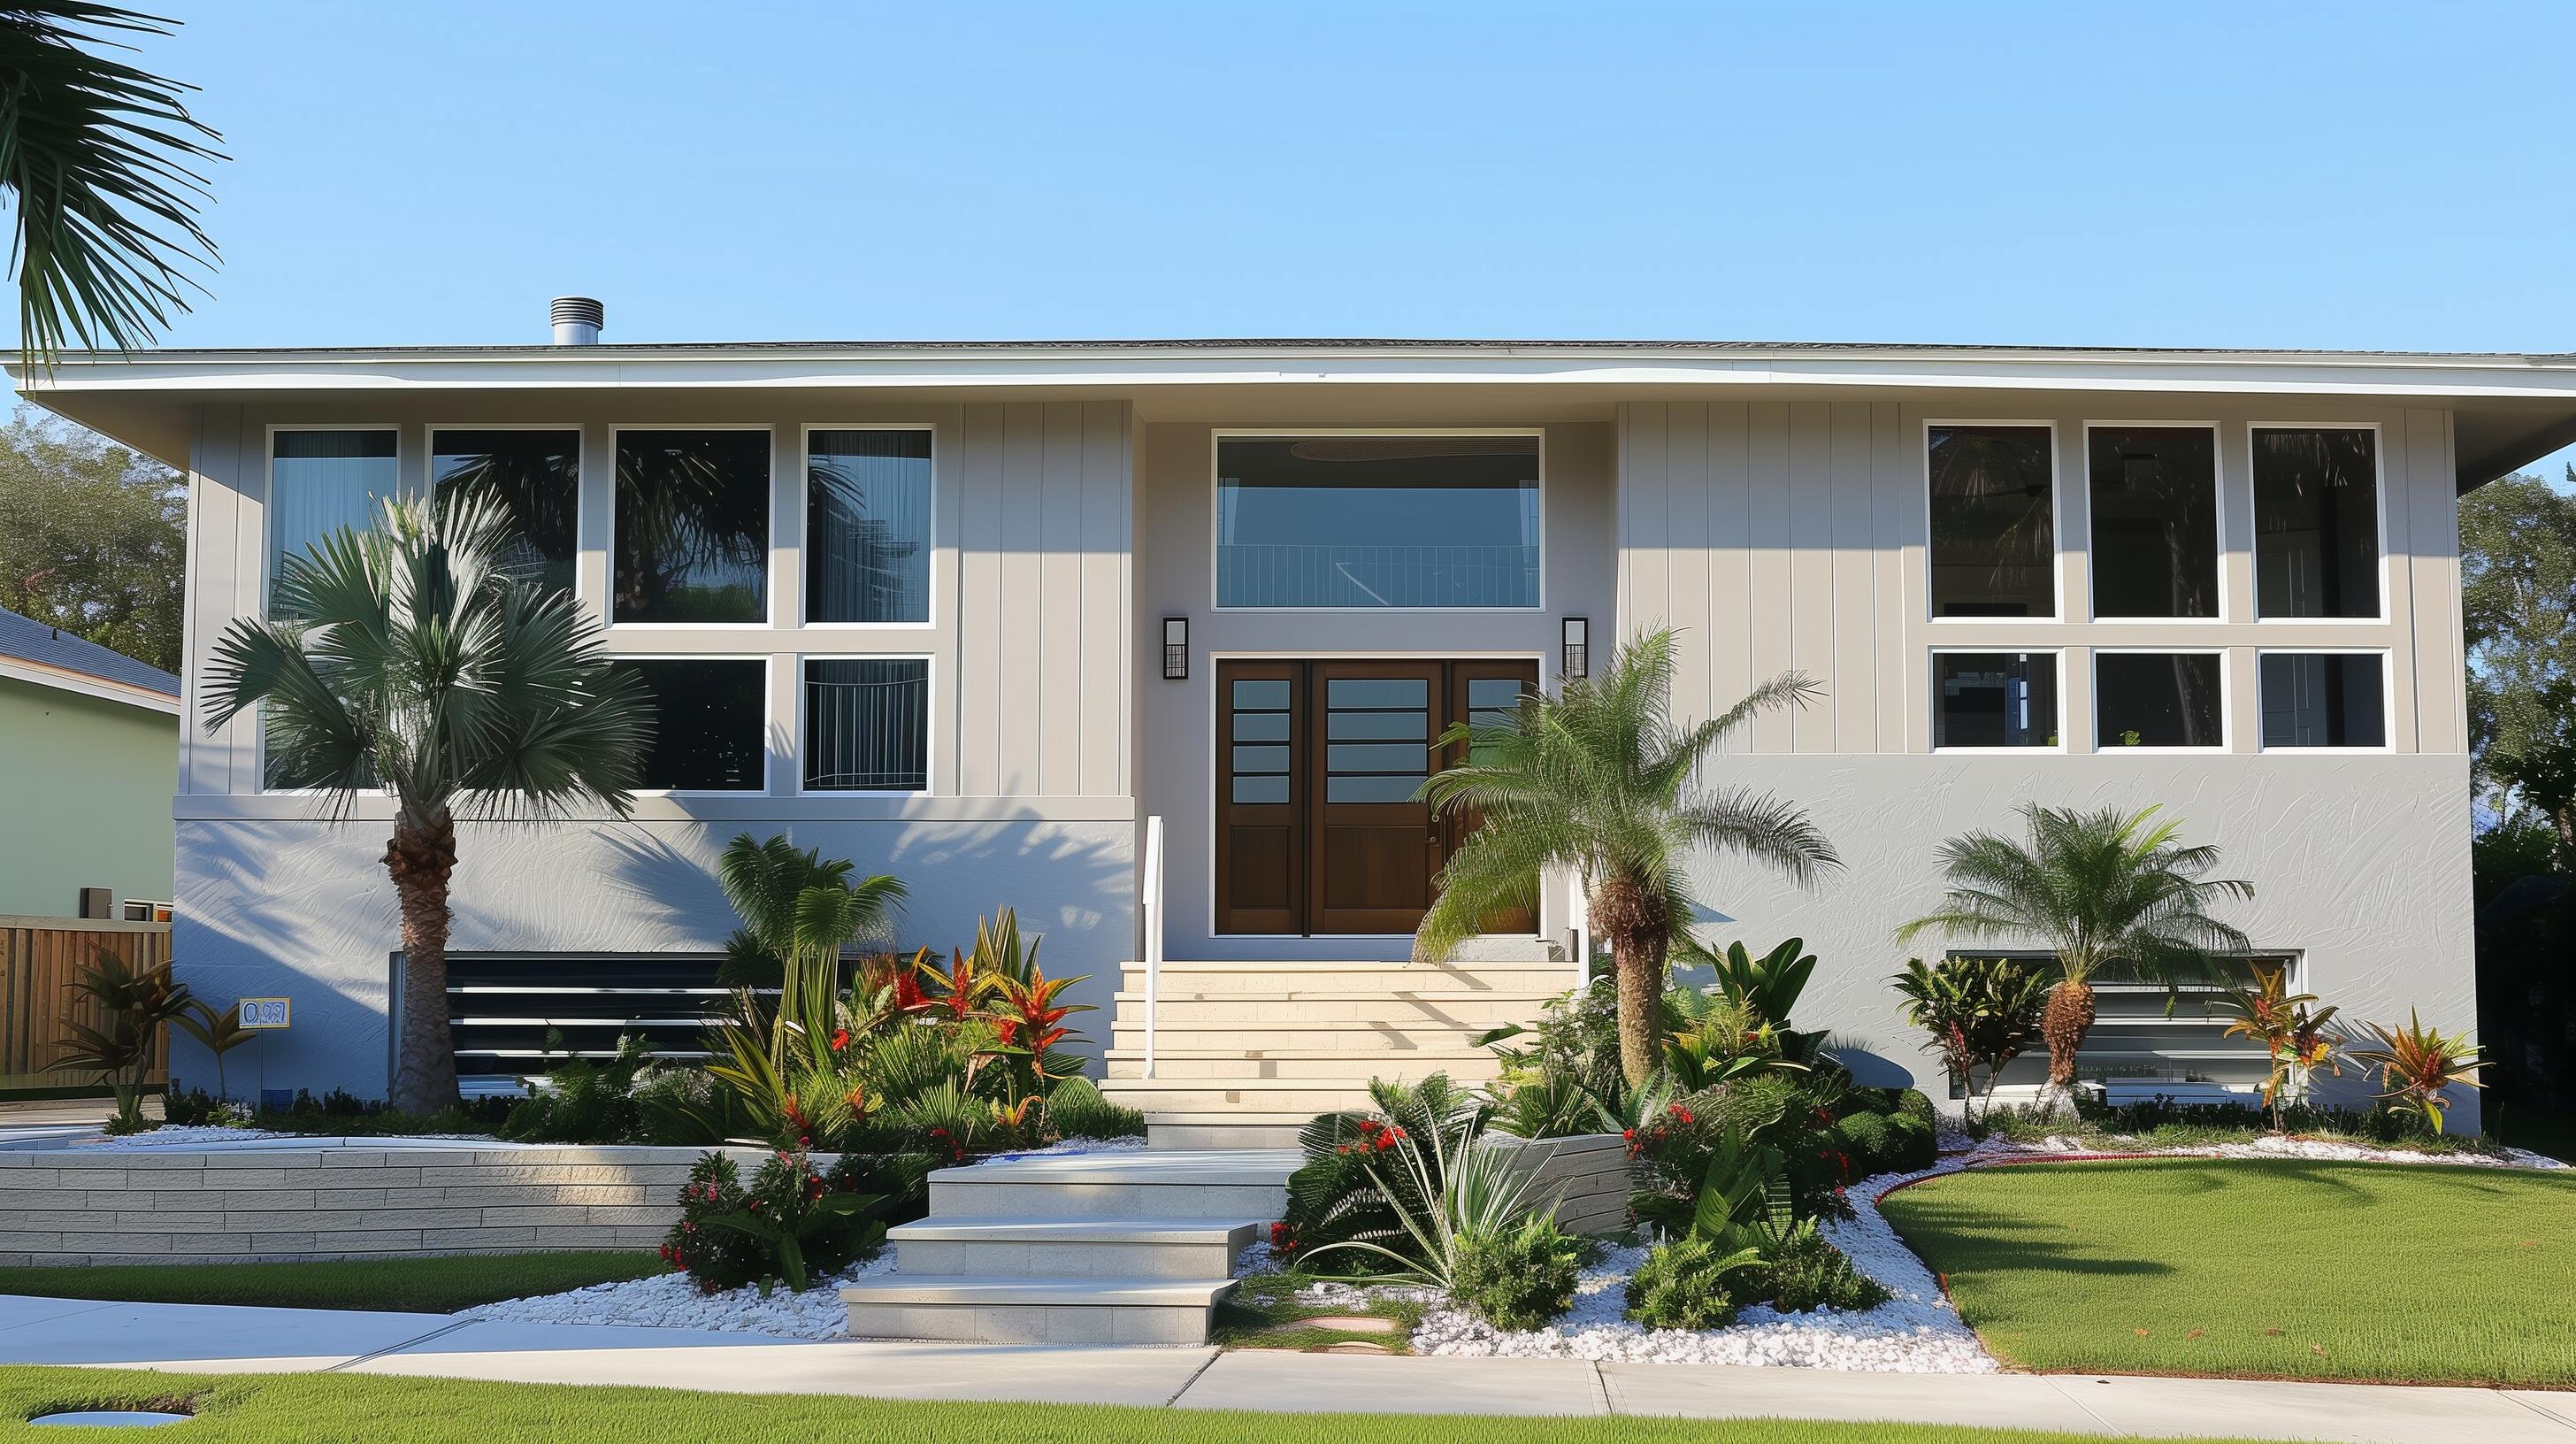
[1230,679,1293,807]
[1232,744,1290,772]
[1233,679,1290,710]
[1233,775,1290,803]
[1233,711,1288,741]
[1328,742,1427,772]
[1328,774,1426,803]
[1466,678,1524,722]
[1324,673,1430,804]
[1327,678,1427,709]
[1329,710,1426,740]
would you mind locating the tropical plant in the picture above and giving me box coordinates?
[48,948,192,1130]
[203,492,654,1113]
[658,1149,886,1294]
[1890,956,2049,1123]
[1700,937,1819,1049]
[1895,803,2253,1117]
[1662,991,1798,1092]
[2213,964,2342,1129]
[1753,1222,1890,1313]
[1043,1076,1146,1141]
[1449,1212,1583,1329]
[1,4,222,366]
[1275,1073,1493,1270]
[1297,1102,1561,1292]
[1624,1234,1766,1329]
[978,963,1092,1105]
[2348,1012,2488,1134]
[172,995,254,1102]
[1415,629,1840,1085]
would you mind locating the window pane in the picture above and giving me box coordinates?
[615,430,770,622]
[2089,427,2219,618]
[1328,710,1425,741]
[2097,653,2225,748]
[2260,653,2385,747]
[1217,436,1539,608]
[612,659,765,790]
[1327,677,1427,709]
[803,658,928,791]
[271,430,396,617]
[1232,744,1290,772]
[1928,426,2055,617]
[1233,711,1288,741]
[433,429,579,596]
[1328,774,1425,803]
[1933,652,2059,749]
[1328,742,1428,772]
[807,429,932,623]
[1232,680,1290,710]
[1233,775,1290,803]
[2254,429,2379,618]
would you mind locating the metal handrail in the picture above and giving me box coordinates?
[1141,814,1165,1079]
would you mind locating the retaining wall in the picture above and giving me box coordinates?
[1491,1132,1630,1234]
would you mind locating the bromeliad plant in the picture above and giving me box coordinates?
[2348,1012,2488,1134]
[2215,964,2343,1129]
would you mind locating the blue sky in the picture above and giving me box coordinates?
[30,1,2576,472]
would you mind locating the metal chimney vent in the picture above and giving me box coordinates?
[550,296,604,345]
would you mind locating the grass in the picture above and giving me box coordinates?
[0,1365,2291,1443]
[1881,1158,2576,1386]
[1211,1270,1425,1352]
[0,1252,663,1314]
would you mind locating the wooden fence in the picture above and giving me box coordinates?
[0,916,173,1095]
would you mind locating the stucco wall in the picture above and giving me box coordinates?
[0,679,176,918]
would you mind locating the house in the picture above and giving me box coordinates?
[0,603,179,921]
[17,311,2575,1135]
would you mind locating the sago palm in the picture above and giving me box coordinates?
[1895,803,2253,1114]
[1414,628,1840,1085]
[204,491,653,1114]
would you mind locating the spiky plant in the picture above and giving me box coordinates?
[49,949,193,1130]
[203,491,653,1113]
[1415,628,1840,1085]
[2214,964,2342,1130]
[1895,804,2252,1117]
[2349,1011,2488,1135]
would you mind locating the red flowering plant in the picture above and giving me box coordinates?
[1276,1073,1491,1275]
[975,964,1095,1106]
[1625,1078,1852,1233]
[659,1148,888,1294]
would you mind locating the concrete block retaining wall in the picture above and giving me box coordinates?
[1491,1133,1629,1235]
[0,1143,769,1266]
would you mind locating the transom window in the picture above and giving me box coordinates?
[807,429,932,623]
[1928,426,2056,618]
[2089,426,2220,618]
[1216,434,1540,609]
[2253,428,2380,618]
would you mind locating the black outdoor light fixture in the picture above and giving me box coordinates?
[1162,617,1189,680]
[1561,616,1589,680]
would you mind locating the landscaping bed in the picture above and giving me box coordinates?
[0,1253,660,1314]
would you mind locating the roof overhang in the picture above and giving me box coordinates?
[0,655,180,715]
[16,339,2576,492]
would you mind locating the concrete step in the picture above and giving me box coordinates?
[1097,1076,1465,1116]
[1113,991,1555,1026]
[887,1216,1259,1279]
[926,1148,1300,1219]
[841,1274,1238,1346]
[1101,1048,1503,1080]
[1104,1020,1506,1053]
[1121,961,1579,994]
[1140,1115,1322,1149]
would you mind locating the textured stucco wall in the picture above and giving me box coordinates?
[0,679,176,917]
[171,817,1134,1097]
[1667,751,2479,1130]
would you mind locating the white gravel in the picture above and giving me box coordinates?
[1985,1132,2568,1170]
[73,1126,299,1150]
[456,1253,893,1338]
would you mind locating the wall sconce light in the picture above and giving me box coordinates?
[1162,617,1189,680]
[1561,616,1589,680]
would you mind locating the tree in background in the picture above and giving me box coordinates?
[2462,469,2576,866]
[0,3,222,365]
[0,406,183,671]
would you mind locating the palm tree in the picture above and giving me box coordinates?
[2,4,222,366]
[1414,628,1841,1086]
[714,832,904,1071]
[203,491,653,1114]
[1895,803,2253,1115]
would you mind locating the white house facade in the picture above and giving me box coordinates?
[21,325,2576,1135]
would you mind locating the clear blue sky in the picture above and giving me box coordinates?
[31,0,2576,472]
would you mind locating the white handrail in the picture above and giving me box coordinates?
[1140,814,1165,1079]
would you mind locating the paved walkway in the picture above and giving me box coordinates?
[2,1294,2570,1440]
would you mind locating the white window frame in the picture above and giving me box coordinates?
[795,651,935,797]
[1208,427,1548,614]
[2253,648,2396,754]
[2247,422,2390,625]
[1928,647,2067,754]
[426,421,587,606]
[259,424,402,796]
[606,424,777,629]
[2082,420,2227,625]
[612,653,773,796]
[796,422,938,630]
[1922,419,2064,624]
[2091,646,2232,753]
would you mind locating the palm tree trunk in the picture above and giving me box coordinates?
[2037,978,2096,1118]
[1589,874,1669,1087]
[386,807,459,1116]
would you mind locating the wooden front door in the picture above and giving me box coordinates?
[1215,658,1541,936]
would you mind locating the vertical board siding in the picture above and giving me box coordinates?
[957,406,1008,795]
[1786,402,1837,753]
[1745,401,1796,754]
[1829,402,1879,753]
[0,920,172,1089]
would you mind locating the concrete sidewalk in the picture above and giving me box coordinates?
[3,1294,2571,1441]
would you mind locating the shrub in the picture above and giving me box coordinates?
[1755,1226,1890,1313]
[501,1036,653,1143]
[1280,1074,1491,1271]
[658,1149,890,1294]
[1451,1215,1581,1330]
[1893,1088,1936,1125]
[1625,1235,1758,1330]
[1046,1077,1146,1140]
[1831,1111,1896,1175]
[1882,1111,1936,1171]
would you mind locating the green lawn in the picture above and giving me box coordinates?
[0,1366,2286,1444]
[1212,1270,1425,1351]
[0,1252,662,1314]
[1882,1158,2576,1386]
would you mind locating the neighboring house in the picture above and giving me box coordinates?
[16,314,2576,1133]
[0,604,179,921]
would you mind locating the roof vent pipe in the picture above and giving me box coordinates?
[549,296,603,346]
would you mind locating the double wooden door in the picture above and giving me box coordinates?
[1215,658,1540,936]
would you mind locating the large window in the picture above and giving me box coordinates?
[1216,434,1539,609]
[613,430,770,623]
[2096,651,2225,749]
[2089,426,2220,618]
[803,658,929,792]
[807,429,932,623]
[1928,426,2056,617]
[432,428,579,596]
[2253,427,2380,618]
[610,658,766,790]
[2260,652,2387,749]
[270,429,396,616]
[1932,651,2060,749]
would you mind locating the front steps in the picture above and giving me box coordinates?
[841,1148,1298,1345]
[1099,953,1573,1148]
